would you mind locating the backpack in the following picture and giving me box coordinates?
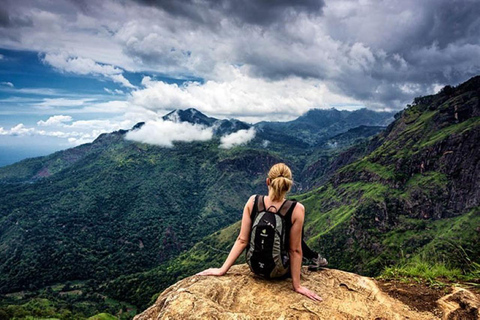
[246,195,297,279]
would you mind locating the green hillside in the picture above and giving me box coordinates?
[105,77,480,311]
[302,79,480,275]
[0,108,390,318]
[2,76,478,317]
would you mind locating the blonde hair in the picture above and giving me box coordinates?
[267,163,293,201]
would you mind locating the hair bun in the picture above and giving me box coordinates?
[267,163,293,201]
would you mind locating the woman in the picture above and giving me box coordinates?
[197,163,324,302]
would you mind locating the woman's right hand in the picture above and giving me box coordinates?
[294,285,323,302]
[196,267,226,276]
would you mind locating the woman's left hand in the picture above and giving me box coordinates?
[196,268,226,276]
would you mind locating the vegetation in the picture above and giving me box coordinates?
[1,76,480,318]
[0,281,135,319]
[0,109,388,317]
[380,253,480,288]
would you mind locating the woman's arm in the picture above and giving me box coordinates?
[289,203,323,302]
[196,195,254,276]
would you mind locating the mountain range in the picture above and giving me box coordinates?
[103,78,480,311]
[0,77,479,319]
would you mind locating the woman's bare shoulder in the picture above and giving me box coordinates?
[294,201,305,210]
[292,201,305,218]
[245,194,256,210]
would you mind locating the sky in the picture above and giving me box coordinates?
[1,0,480,166]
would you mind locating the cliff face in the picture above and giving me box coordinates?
[294,77,480,275]
[134,264,479,320]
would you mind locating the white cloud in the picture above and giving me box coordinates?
[104,88,125,95]
[0,124,36,136]
[220,127,256,149]
[1,87,65,96]
[124,119,213,147]
[1,118,138,146]
[130,68,363,122]
[78,100,132,114]
[35,98,93,109]
[1,82,14,87]
[43,52,135,88]
[37,115,73,126]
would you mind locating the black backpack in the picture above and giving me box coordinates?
[246,195,297,279]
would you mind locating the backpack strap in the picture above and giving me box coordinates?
[258,195,266,213]
[279,200,297,217]
[283,200,298,251]
[250,195,260,221]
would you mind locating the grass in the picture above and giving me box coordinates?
[404,171,447,188]
[380,254,463,285]
[87,312,117,320]
[337,159,396,181]
[379,253,480,290]
[338,181,389,202]
[419,116,480,148]
[305,205,356,244]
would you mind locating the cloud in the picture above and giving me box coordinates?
[0,123,35,136]
[1,0,480,114]
[35,98,94,109]
[220,127,256,149]
[1,81,13,87]
[42,52,135,88]
[133,0,325,26]
[37,115,73,126]
[130,69,364,122]
[0,87,66,96]
[124,119,213,147]
[104,88,125,95]
[1,117,138,146]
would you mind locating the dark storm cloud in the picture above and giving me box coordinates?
[1,0,480,111]
[0,5,33,29]
[0,8,11,27]
[240,0,480,107]
[133,0,325,26]
[213,0,325,25]
[404,0,480,50]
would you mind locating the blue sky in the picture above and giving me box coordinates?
[1,0,479,167]
[0,49,194,166]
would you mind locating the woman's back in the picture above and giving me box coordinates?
[197,163,323,302]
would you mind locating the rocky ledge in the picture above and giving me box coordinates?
[134,264,479,320]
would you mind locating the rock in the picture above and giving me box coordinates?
[134,264,479,319]
[437,287,480,320]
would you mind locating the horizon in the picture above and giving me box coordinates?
[1,0,479,165]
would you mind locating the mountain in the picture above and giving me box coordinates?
[162,108,218,126]
[2,72,478,318]
[254,108,394,147]
[101,77,480,310]
[3,74,479,317]
[306,79,480,274]
[161,108,251,136]
[0,107,391,318]
[158,107,395,148]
